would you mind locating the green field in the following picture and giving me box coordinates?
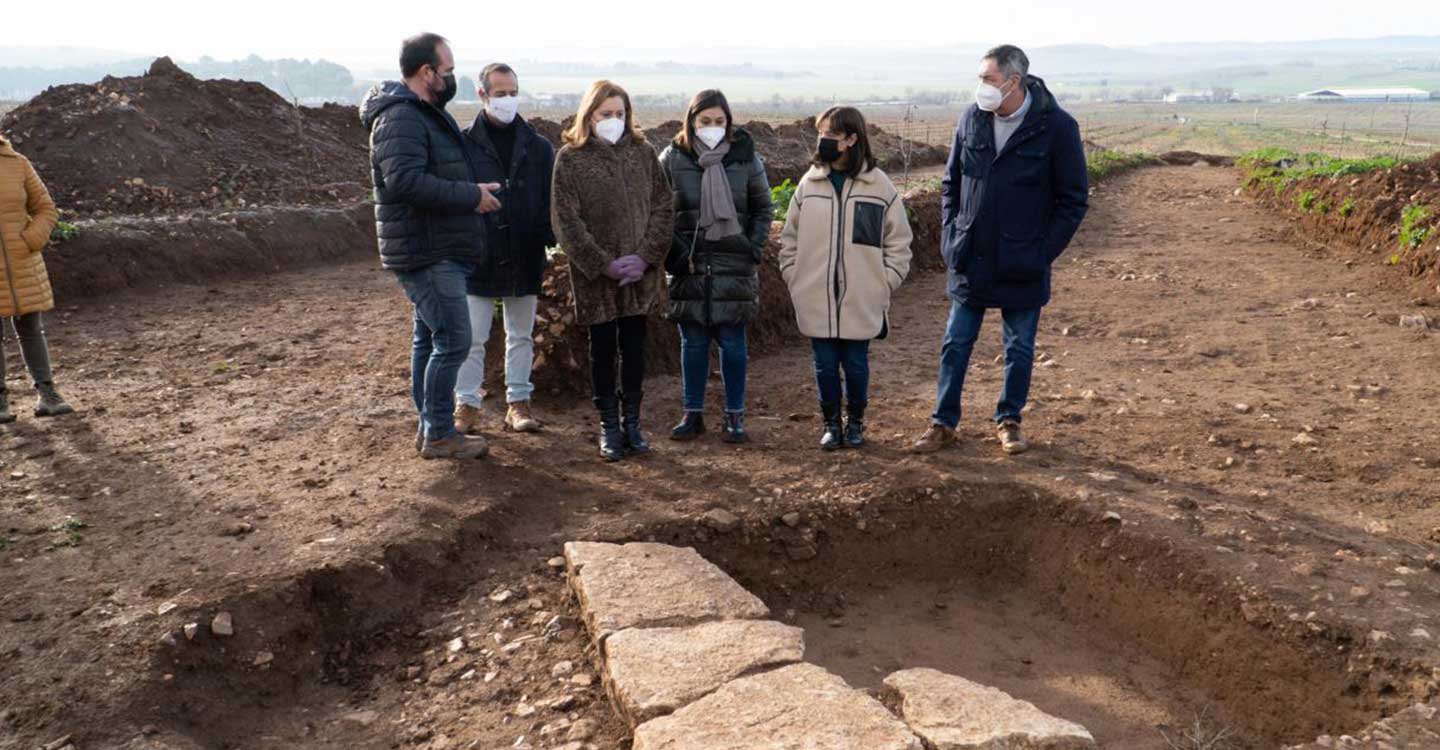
[1070,101,1440,159]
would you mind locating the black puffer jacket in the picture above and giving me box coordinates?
[360,81,484,272]
[659,128,773,327]
[463,113,557,298]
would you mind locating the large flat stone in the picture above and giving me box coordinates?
[604,619,805,726]
[882,668,1095,750]
[563,542,768,643]
[632,663,922,750]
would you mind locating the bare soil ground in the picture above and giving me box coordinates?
[3,164,1440,750]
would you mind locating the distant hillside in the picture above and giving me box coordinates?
[0,54,358,103]
[2,36,1436,105]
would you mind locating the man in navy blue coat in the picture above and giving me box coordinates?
[912,45,1089,455]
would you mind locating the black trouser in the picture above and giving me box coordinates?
[589,315,646,401]
[1,312,54,390]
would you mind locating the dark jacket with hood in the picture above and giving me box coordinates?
[360,81,485,272]
[658,127,773,326]
[941,75,1089,309]
[463,112,557,298]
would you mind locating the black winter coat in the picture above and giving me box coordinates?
[941,76,1089,309]
[659,128,773,327]
[462,113,557,298]
[360,82,485,272]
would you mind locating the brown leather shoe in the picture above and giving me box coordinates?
[504,401,543,433]
[455,403,484,435]
[998,420,1029,455]
[910,423,959,454]
[421,433,489,460]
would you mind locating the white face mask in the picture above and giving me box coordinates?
[696,126,726,149]
[594,116,626,144]
[975,79,1010,112]
[485,94,520,124]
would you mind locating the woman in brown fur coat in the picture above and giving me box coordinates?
[551,80,672,462]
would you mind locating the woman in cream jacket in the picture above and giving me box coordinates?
[778,106,912,451]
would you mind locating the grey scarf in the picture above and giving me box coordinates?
[696,139,742,241]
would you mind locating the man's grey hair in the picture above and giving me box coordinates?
[984,45,1029,81]
[480,62,518,93]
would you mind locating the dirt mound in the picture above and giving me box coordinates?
[0,57,371,216]
[1156,151,1234,167]
[1243,152,1440,284]
[527,116,564,146]
[45,205,374,302]
[903,188,946,274]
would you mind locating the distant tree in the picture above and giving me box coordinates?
[456,75,478,101]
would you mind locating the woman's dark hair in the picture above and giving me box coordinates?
[400,33,448,78]
[676,89,735,152]
[814,105,876,178]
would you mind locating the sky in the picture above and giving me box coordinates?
[5,0,1439,69]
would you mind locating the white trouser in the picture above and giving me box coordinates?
[454,294,538,407]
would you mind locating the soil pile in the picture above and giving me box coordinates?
[0,56,946,217]
[1244,152,1440,283]
[0,57,371,215]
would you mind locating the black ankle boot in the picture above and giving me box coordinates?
[0,390,14,425]
[819,401,843,451]
[34,382,74,418]
[670,411,706,441]
[844,402,866,448]
[595,396,625,462]
[621,392,650,455]
[721,412,749,444]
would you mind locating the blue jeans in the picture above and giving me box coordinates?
[810,338,869,407]
[679,322,748,413]
[394,260,473,441]
[932,302,1041,428]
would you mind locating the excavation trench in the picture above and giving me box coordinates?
[129,479,1393,750]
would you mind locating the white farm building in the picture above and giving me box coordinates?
[1297,87,1431,103]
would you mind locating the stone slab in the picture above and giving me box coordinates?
[882,668,1095,750]
[563,542,768,643]
[604,619,805,726]
[632,662,922,750]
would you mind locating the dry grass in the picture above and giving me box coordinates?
[1159,708,1237,750]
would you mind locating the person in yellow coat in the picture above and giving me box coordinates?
[0,134,71,423]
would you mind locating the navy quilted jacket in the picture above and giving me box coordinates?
[941,76,1089,309]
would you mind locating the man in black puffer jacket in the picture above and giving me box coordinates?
[658,90,773,444]
[360,32,501,460]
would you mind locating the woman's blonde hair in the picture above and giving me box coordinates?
[563,79,646,147]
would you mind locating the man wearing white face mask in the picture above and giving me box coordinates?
[912,44,1089,457]
[456,63,557,436]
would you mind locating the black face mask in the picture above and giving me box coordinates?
[434,72,458,107]
[817,136,844,164]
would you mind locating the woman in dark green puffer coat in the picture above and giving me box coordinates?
[658,89,773,444]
